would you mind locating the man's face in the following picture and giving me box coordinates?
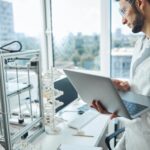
[119,0,144,33]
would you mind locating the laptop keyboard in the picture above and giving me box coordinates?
[123,100,148,116]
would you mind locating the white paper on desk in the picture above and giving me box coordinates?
[58,144,102,150]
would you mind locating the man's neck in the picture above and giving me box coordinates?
[143,4,150,39]
[145,26,150,39]
[142,19,150,39]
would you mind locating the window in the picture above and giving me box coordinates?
[51,0,101,70]
[0,0,43,52]
[111,0,140,78]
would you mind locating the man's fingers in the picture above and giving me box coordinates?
[92,100,110,114]
[110,111,118,119]
[97,101,107,111]
[91,100,99,112]
[120,82,130,91]
[96,101,109,114]
[95,101,103,112]
[112,79,130,91]
[92,100,106,113]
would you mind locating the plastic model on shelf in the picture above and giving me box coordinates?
[42,68,64,134]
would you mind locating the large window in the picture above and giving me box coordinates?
[51,0,101,70]
[111,0,140,78]
[0,0,43,52]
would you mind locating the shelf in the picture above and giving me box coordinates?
[6,82,33,97]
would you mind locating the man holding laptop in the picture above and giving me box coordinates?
[92,0,150,149]
[65,0,150,149]
[65,69,150,119]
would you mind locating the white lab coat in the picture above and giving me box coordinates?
[114,36,150,150]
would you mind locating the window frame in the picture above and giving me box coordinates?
[41,0,111,76]
[41,0,54,72]
[100,0,111,76]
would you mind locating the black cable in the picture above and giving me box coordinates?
[0,40,22,53]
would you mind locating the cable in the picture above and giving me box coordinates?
[0,40,22,53]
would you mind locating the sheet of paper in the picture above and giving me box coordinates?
[58,144,102,150]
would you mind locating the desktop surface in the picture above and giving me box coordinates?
[32,100,110,150]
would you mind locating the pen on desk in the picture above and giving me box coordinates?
[57,144,61,150]
[72,134,94,137]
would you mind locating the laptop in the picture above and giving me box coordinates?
[64,69,150,119]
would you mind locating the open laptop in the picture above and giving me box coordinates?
[64,69,150,119]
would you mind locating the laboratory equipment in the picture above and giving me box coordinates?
[42,68,64,134]
[0,50,44,150]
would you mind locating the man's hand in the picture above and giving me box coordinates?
[112,79,130,91]
[91,100,118,119]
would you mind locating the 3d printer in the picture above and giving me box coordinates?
[0,50,44,150]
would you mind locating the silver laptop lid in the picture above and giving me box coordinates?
[64,69,131,118]
[64,69,150,119]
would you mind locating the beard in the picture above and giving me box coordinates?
[132,8,145,33]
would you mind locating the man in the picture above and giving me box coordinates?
[92,0,150,149]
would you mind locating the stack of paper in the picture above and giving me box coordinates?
[57,144,102,150]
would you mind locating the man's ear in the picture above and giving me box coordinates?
[135,0,146,11]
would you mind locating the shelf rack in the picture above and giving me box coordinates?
[0,50,45,150]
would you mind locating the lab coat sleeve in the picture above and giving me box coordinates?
[114,134,126,150]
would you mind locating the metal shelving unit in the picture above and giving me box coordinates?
[0,50,44,150]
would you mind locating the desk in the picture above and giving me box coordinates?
[33,100,110,150]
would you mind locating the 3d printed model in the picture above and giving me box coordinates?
[42,68,64,134]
